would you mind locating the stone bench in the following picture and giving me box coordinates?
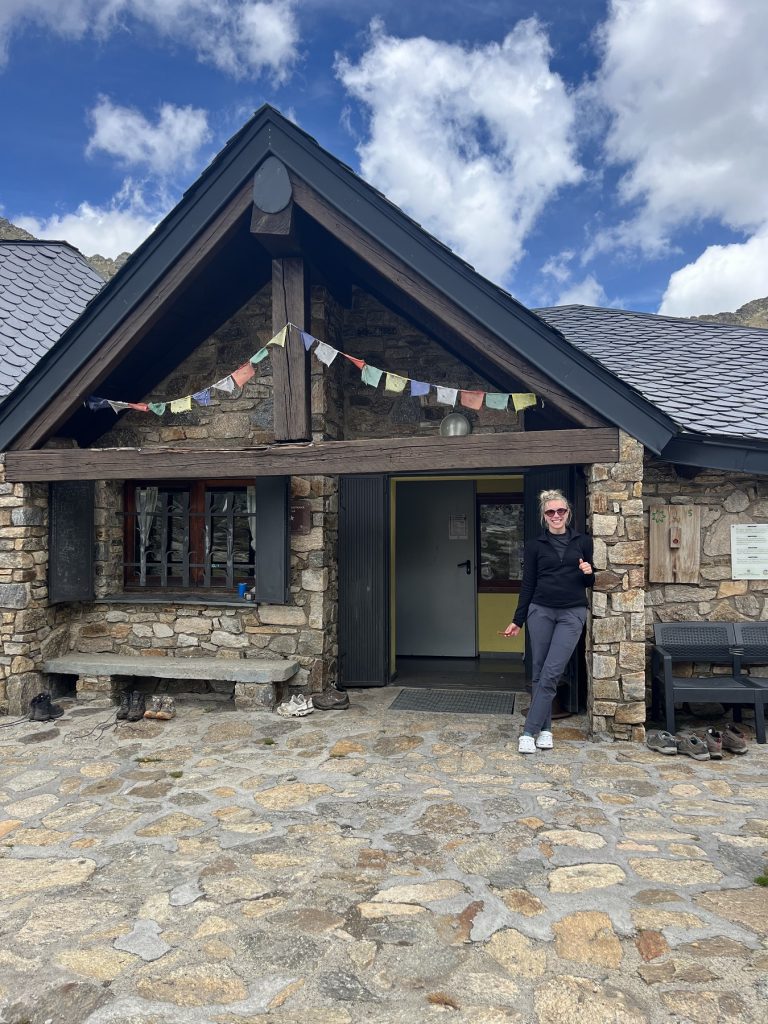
[43,654,299,712]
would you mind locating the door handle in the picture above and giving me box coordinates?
[457,559,472,575]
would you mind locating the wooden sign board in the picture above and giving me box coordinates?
[649,504,701,583]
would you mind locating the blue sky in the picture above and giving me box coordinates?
[2,0,767,316]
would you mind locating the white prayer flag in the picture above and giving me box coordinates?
[314,342,339,366]
[436,386,458,407]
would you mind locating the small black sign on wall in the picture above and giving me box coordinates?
[49,481,94,604]
[290,501,312,536]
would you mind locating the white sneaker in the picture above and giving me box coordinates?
[536,730,553,749]
[518,735,537,754]
[276,695,314,718]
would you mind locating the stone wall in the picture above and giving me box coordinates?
[586,432,646,741]
[0,455,55,714]
[644,460,768,628]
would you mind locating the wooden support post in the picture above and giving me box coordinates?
[272,257,311,442]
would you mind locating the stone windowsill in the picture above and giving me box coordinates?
[95,592,257,608]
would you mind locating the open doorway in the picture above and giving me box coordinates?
[392,475,526,692]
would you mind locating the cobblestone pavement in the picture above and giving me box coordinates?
[0,690,767,1024]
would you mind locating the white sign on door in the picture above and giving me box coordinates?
[731,524,768,579]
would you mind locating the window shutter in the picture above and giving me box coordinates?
[252,475,290,604]
[49,481,94,604]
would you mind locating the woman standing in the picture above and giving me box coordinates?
[504,490,595,754]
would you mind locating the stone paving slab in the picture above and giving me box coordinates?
[0,691,766,1024]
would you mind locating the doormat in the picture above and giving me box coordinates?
[389,688,515,716]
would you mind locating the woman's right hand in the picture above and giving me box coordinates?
[503,623,521,637]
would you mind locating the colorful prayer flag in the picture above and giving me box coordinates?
[410,380,430,397]
[213,376,236,394]
[384,372,407,394]
[148,402,166,416]
[460,390,484,410]
[301,331,315,352]
[86,397,111,411]
[268,326,287,347]
[192,389,211,406]
[436,386,458,407]
[250,348,269,364]
[107,400,147,414]
[361,364,383,387]
[485,393,509,410]
[343,353,365,369]
[231,362,256,386]
[170,396,192,413]
[314,342,339,366]
[512,393,537,412]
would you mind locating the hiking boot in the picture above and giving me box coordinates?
[535,730,554,750]
[116,691,131,720]
[695,727,723,760]
[675,733,710,760]
[518,734,537,754]
[312,688,350,711]
[155,696,176,721]
[127,691,146,722]
[144,695,163,720]
[646,730,678,755]
[722,722,748,754]
[41,694,64,719]
[28,694,49,722]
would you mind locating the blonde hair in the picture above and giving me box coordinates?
[539,488,572,527]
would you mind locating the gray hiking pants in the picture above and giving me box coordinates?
[524,603,587,735]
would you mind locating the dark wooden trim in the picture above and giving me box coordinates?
[11,182,254,451]
[6,429,620,482]
[271,257,311,441]
[291,176,606,430]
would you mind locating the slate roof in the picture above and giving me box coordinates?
[535,305,768,442]
[0,241,104,400]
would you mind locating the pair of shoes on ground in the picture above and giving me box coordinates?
[312,688,350,711]
[646,723,748,760]
[518,730,553,754]
[276,694,314,717]
[144,695,176,721]
[28,692,64,723]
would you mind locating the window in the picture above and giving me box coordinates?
[476,493,524,593]
[124,481,255,590]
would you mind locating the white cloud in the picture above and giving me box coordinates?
[593,0,768,253]
[659,228,768,316]
[86,98,210,175]
[336,18,582,285]
[15,180,163,258]
[0,1,298,80]
[555,274,606,307]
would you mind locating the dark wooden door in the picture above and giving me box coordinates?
[338,475,389,687]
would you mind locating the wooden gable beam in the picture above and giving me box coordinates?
[271,257,311,441]
[290,177,606,430]
[12,181,254,451]
[5,429,620,482]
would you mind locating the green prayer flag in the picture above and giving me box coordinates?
[485,393,509,410]
[148,402,166,416]
[361,364,383,387]
[250,348,269,364]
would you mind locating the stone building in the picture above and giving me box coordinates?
[1,107,767,739]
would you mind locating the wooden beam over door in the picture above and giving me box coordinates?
[271,257,311,441]
[5,428,620,482]
[290,177,607,431]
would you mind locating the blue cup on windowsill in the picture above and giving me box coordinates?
[237,583,249,599]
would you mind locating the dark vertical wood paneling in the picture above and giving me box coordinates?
[271,257,311,441]
[49,481,94,604]
[339,475,389,687]
[252,476,290,604]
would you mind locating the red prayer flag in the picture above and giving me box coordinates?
[460,390,484,410]
[231,362,256,386]
[343,354,365,369]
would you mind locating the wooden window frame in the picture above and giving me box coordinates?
[476,492,524,594]
[123,478,254,593]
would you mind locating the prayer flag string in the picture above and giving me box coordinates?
[85,323,538,416]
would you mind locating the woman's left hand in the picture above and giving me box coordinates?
[578,559,593,575]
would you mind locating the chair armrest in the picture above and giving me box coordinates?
[729,646,743,676]
[651,645,673,683]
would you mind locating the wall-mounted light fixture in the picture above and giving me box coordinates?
[439,412,472,437]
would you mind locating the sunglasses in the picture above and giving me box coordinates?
[544,508,568,518]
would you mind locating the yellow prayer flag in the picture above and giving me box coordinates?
[511,393,537,412]
[268,326,287,348]
[170,396,192,413]
[384,372,407,394]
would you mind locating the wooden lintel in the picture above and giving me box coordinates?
[5,429,620,482]
[272,257,311,441]
[249,203,300,256]
[290,176,606,431]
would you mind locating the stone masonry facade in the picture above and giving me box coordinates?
[586,431,647,741]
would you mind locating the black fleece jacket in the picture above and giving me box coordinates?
[512,529,595,627]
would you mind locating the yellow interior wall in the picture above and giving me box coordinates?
[390,474,524,670]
